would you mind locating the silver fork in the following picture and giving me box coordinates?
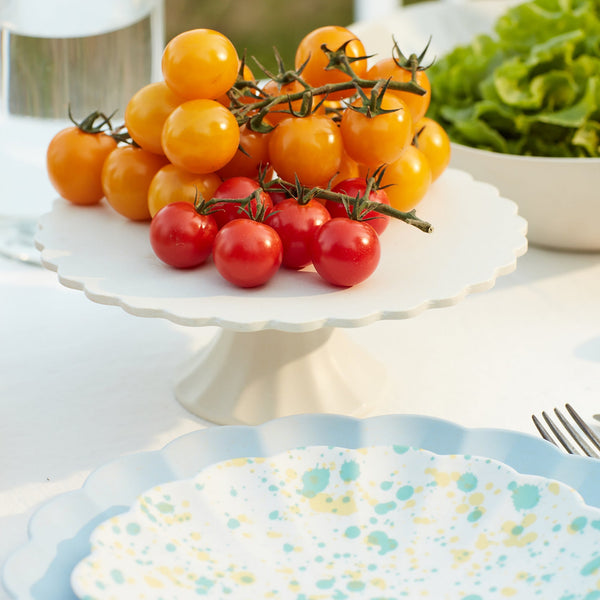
[532,404,600,459]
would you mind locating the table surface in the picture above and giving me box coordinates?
[2,231,600,598]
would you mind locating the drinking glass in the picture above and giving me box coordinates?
[0,0,164,264]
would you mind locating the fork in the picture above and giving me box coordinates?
[532,404,600,459]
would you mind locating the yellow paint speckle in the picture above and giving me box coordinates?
[469,492,484,506]
[501,587,517,596]
[144,576,164,588]
[475,533,495,550]
[371,578,387,589]
[548,482,561,495]
[308,492,358,515]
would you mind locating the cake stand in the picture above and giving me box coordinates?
[35,168,527,425]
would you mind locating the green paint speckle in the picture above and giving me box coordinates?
[511,484,541,510]
[166,543,177,552]
[512,525,524,536]
[375,501,397,515]
[283,543,294,553]
[396,485,414,501]
[380,481,393,491]
[570,516,587,532]
[125,522,140,535]
[317,578,336,589]
[581,556,600,576]
[345,526,361,539]
[227,518,240,529]
[110,569,125,584]
[457,473,478,492]
[393,445,410,454]
[269,510,279,520]
[367,530,398,555]
[300,467,330,498]
[340,460,360,482]
[347,580,366,592]
[468,509,483,522]
[156,502,174,514]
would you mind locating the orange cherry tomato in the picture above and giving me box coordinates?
[101,146,168,221]
[268,115,343,188]
[162,29,239,100]
[295,26,368,100]
[161,99,240,174]
[148,164,222,218]
[217,124,271,180]
[413,117,451,181]
[366,58,431,123]
[47,127,116,205]
[340,94,413,168]
[124,81,185,155]
[379,145,432,212]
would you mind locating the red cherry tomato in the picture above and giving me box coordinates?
[266,198,331,269]
[149,202,218,268]
[311,218,381,287]
[327,178,391,236]
[213,219,283,288]
[211,176,273,229]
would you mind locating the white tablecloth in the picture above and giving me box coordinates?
[1,237,599,598]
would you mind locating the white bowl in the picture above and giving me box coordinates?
[350,0,600,252]
[451,143,600,251]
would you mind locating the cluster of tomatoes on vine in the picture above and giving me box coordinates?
[45,24,450,288]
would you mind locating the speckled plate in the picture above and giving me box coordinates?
[71,445,600,599]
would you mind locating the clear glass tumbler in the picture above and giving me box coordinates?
[0,0,164,264]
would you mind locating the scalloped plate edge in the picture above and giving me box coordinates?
[3,412,598,599]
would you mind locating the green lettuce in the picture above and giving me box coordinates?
[427,0,600,156]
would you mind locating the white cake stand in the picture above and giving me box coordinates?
[35,168,527,425]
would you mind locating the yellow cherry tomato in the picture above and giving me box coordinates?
[101,146,168,221]
[161,99,240,174]
[162,29,239,100]
[413,117,451,181]
[295,26,368,101]
[340,94,413,168]
[148,164,222,218]
[124,81,185,155]
[268,115,343,188]
[379,145,432,212]
[366,58,431,123]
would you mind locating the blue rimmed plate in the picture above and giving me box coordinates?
[72,445,600,599]
[4,414,600,600]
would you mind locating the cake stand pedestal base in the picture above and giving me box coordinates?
[174,327,389,425]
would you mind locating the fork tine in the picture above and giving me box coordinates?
[541,411,579,455]
[565,404,600,453]
[532,414,558,447]
[554,408,599,459]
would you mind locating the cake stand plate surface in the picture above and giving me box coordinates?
[35,169,527,423]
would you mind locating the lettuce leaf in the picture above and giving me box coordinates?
[427,0,600,156]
